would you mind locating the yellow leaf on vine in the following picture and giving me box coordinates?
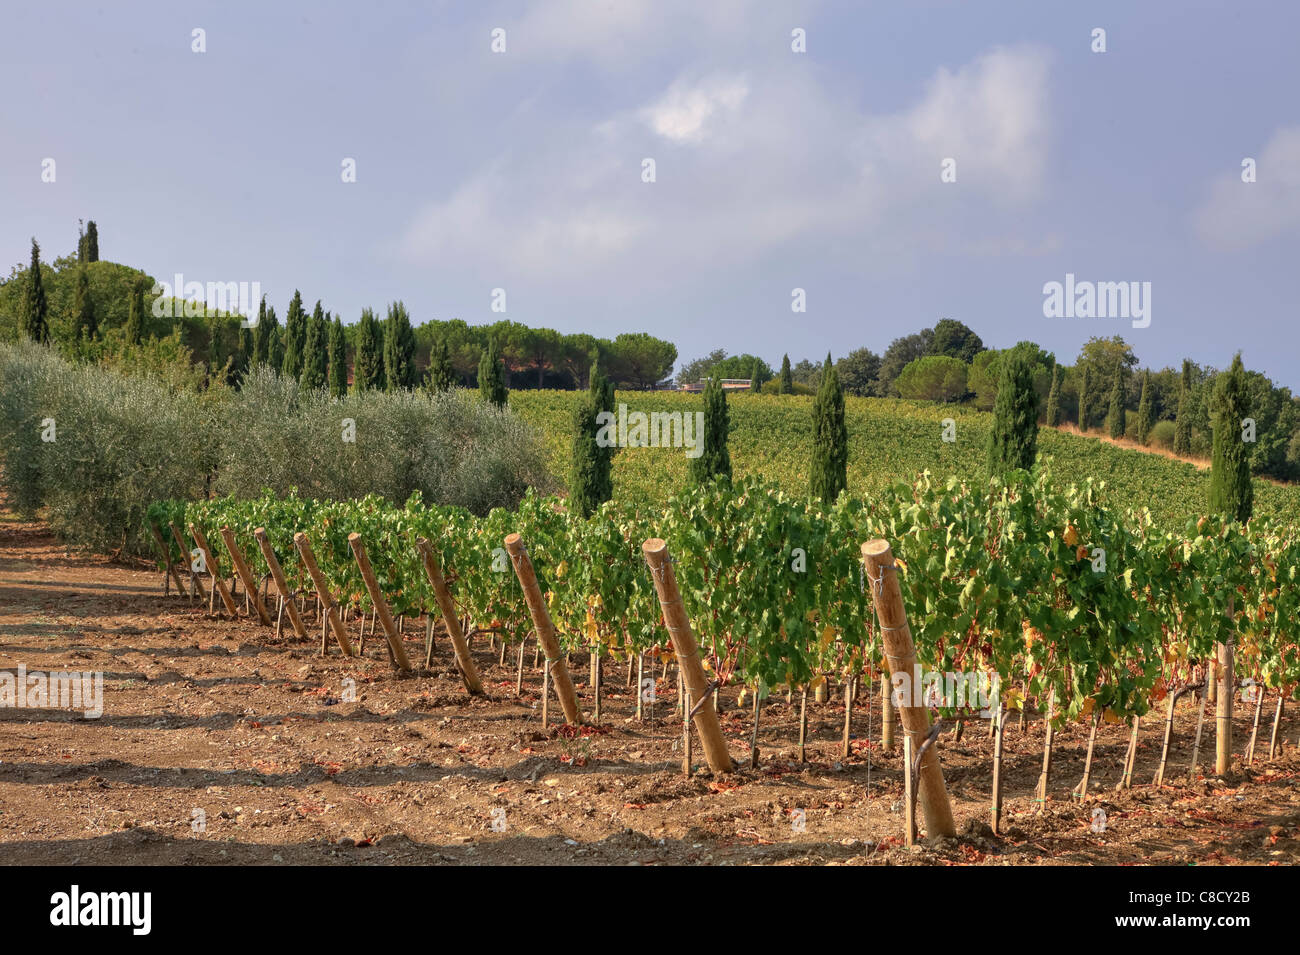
[819,625,837,650]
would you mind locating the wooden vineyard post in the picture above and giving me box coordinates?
[293,533,354,657]
[903,733,916,848]
[1076,713,1100,799]
[1035,689,1056,811]
[991,705,1006,835]
[1268,696,1284,760]
[642,539,734,774]
[1246,686,1264,766]
[1154,682,1200,786]
[881,674,896,753]
[346,533,412,672]
[169,523,207,602]
[841,675,854,759]
[681,681,694,777]
[190,523,237,616]
[1189,684,1210,781]
[415,538,483,695]
[503,534,582,725]
[1119,716,1140,790]
[798,687,808,762]
[219,527,272,625]
[254,529,309,642]
[1215,628,1234,775]
[861,540,956,838]
[150,523,189,596]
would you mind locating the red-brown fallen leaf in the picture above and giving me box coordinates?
[622,802,647,810]
[708,780,741,794]
[315,760,343,776]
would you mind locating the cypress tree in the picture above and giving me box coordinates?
[1208,354,1253,523]
[779,354,794,394]
[73,265,97,341]
[1045,364,1062,427]
[749,359,760,393]
[84,221,99,262]
[328,316,348,397]
[986,345,1040,476]
[425,338,455,392]
[1078,366,1091,431]
[383,301,417,391]
[1174,359,1193,455]
[300,301,328,389]
[251,297,269,364]
[570,360,615,517]
[353,308,384,391]
[234,325,254,385]
[1135,369,1154,445]
[691,374,732,485]
[281,290,307,378]
[21,238,49,344]
[478,335,508,407]
[125,277,145,345]
[810,352,847,503]
[1106,369,1126,439]
[265,305,284,371]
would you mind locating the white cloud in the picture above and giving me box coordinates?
[641,74,749,144]
[398,45,1053,281]
[1193,126,1300,250]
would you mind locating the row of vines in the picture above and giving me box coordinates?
[148,466,1300,736]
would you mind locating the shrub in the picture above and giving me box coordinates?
[895,355,968,402]
[0,340,213,553]
[0,344,556,556]
[1149,419,1176,451]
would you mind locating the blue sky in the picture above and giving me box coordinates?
[3,1,1298,386]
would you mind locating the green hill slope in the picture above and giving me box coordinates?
[511,390,1300,529]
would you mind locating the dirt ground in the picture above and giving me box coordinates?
[1,508,1298,866]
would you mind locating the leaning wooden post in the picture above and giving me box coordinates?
[1268,696,1284,760]
[190,523,238,616]
[254,529,309,642]
[169,523,207,602]
[504,534,583,725]
[1119,716,1140,790]
[861,539,955,838]
[416,537,483,695]
[293,533,354,657]
[1077,712,1100,799]
[150,522,189,596]
[219,527,272,625]
[643,539,734,773]
[1246,686,1264,765]
[903,732,916,848]
[346,533,412,672]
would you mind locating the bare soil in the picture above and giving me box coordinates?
[2,508,1298,866]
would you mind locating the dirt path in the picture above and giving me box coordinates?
[1,507,1298,865]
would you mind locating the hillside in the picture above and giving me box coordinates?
[511,390,1300,530]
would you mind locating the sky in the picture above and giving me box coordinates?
[3,0,1298,386]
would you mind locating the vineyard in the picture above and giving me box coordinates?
[511,390,1300,531]
[135,464,1300,846]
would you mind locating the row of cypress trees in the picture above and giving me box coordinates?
[249,295,422,398]
[1069,361,1196,450]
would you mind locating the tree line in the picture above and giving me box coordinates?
[1,225,678,397]
[679,318,1300,483]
